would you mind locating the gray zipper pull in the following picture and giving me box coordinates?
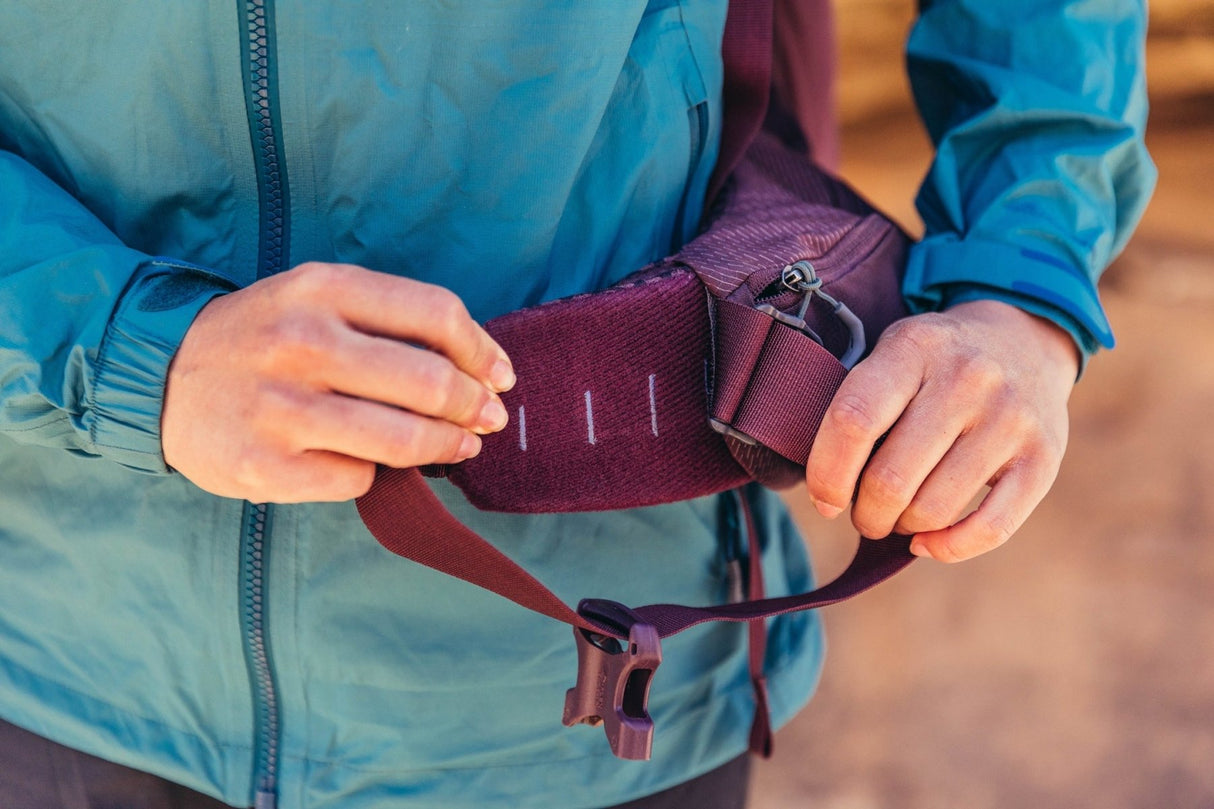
[781,260,867,369]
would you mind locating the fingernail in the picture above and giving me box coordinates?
[488,359,516,393]
[458,432,482,461]
[909,541,932,559]
[477,397,508,432]
[811,497,843,520]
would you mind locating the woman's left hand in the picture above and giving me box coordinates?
[804,299,1080,562]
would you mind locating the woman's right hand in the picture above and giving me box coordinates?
[161,262,515,503]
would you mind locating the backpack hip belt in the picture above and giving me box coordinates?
[355,128,917,760]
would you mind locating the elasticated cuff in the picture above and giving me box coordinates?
[903,236,1115,362]
[87,259,239,473]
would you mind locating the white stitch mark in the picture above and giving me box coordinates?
[518,405,527,451]
[584,390,596,445]
[648,374,659,437]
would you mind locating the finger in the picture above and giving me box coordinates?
[290,263,515,392]
[889,428,1007,536]
[323,332,508,434]
[281,390,483,470]
[850,385,974,539]
[251,451,380,504]
[805,339,924,518]
[908,459,1054,563]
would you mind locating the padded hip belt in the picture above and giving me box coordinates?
[356,131,917,760]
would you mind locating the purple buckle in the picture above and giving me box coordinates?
[562,600,663,760]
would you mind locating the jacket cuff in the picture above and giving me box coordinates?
[903,235,1115,360]
[87,260,238,473]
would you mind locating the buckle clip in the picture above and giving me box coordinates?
[562,599,662,761]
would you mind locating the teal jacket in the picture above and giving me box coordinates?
[0,2,1153,808]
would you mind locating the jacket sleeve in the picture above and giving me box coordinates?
[903,0,1157,357]
[0,150,239,472]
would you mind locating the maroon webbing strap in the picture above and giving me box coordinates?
[357,470,913,760]
[359,474,913,642]
[738,491,772,757]
[358,466,597,632]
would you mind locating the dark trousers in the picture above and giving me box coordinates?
[0,717,750,808]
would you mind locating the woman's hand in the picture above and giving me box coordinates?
[805,299,1080,562]
[162,262,514,503]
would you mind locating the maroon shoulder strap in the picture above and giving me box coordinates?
[708,0,774,201]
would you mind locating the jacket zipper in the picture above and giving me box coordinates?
[239,0,291,807]
[240,502,280,809]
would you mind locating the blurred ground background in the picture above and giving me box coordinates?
[752,2,1214,808]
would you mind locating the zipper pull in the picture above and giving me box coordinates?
[780,260,867,369]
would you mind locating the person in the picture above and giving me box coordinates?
[0,2,1154,807]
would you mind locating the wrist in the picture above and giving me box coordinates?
[945,298,1082,383]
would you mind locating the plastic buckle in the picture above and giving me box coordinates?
[562,599,663,761]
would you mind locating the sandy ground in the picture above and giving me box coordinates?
[748,38,1214,809]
